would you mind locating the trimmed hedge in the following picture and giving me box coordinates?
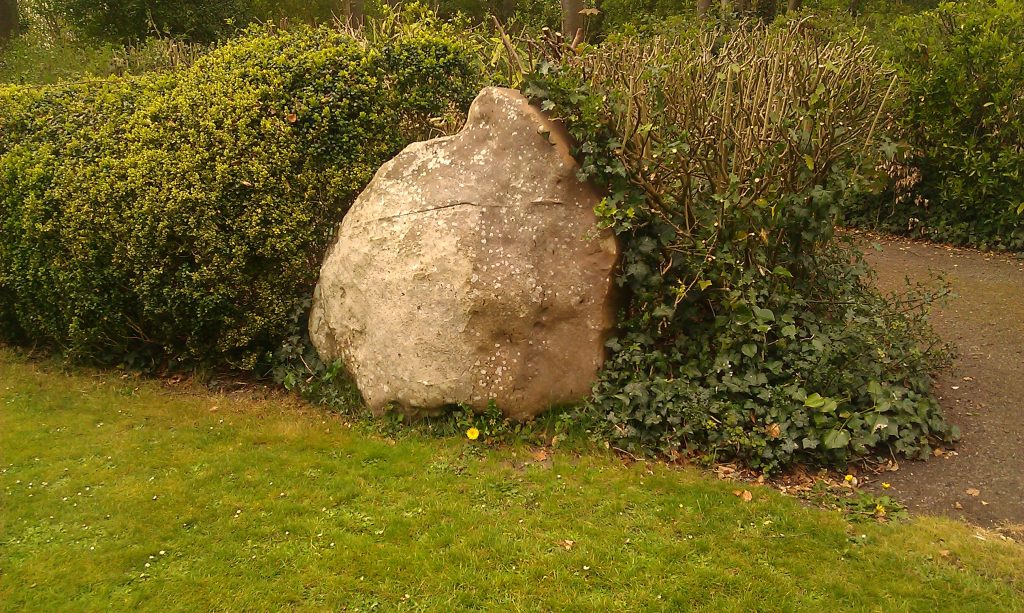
[0,24,481,371]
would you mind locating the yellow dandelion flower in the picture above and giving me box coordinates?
[875,504,886,517]
[466,427,480,441]
[882,482,891,489]
[844,474,854,483]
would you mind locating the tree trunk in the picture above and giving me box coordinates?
[560,0,584,41]
[336,0,363,28]
[787,0,802,12]
[0,0,17,43]
[500,0,518,21]
[697,0,712,18]
[349,0,364,27]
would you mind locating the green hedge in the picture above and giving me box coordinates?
[846,0,1024,250]
[0,23,481,371]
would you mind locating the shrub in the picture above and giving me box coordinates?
[0,19,482,371]
[847,0,1024,250]
[502,24,956,471]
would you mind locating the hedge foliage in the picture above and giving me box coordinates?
[0,20,482,371]
[846,0,1024,250]
[506,24,956,471]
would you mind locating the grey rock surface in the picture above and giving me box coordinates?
[309,87,618,420]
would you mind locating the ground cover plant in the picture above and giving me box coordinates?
[1,348,1022,611]
[490,23,957,472]
[0,15,481,372]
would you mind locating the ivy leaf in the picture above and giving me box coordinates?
[804,393,826,408]
[867,380,884,397]
[866,414,890,432]
[823,429,851,449]
[741,343,758,358]
[652,304,675,319]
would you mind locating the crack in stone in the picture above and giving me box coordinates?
[353,199,566,227]
[370,201,497,223]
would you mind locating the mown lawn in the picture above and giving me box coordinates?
[1,348,1021,612]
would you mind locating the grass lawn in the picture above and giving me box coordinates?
[1,348,1022,611]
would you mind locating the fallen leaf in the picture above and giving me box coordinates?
[531,449,550,462]
[954,502,963,510]
[966,488,981,497]
[933,448,945,457]
[733,489,753,502]
[557,539,575,551]
[939,549,950,558]
[767,423,781,439]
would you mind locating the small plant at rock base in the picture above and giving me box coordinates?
[272,301,362,413]
[446,401,529,444]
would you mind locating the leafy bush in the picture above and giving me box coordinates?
[0,19,481,371]
[502,24,956,471]
[846,0,1024,250]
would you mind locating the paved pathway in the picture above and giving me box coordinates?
[864,236,1024,528]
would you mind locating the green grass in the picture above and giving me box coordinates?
[1,348,1022,611]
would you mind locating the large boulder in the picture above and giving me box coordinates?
[309,87,618,420]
